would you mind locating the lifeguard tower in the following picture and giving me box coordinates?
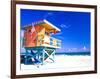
[21,19,61,65]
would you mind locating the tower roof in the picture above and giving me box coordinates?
[22,19,61,33]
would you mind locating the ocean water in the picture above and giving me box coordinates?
[21,52,90,56]
[55,52,90,56]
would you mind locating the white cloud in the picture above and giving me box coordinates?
[20,30,26,53]
[21,30,24,37]
[67,48,78,52]
[21,48,26,53]
[47,12,53,15]
[73,48,77,51]
[44,12,53,18]
[57,36,64,40]
[55,32,62,35]
[60,24,71,29]
[78,46,90,52]
[83,46,87,50]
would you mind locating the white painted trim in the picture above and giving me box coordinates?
[44,19,61,31]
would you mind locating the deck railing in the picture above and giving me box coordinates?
[37,34,61,48]
[50,37,61,48]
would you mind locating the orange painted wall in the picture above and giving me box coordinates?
[23,25,44,47]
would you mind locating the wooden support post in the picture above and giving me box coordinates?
[23,47,56,65]
[42,48,45,65]
[52,49,55,62]
[25,49,28,64]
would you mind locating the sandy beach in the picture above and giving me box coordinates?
[21,55,92,71]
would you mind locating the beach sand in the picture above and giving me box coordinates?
[21,55,91,69]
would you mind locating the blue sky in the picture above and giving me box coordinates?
[21,9,91,52]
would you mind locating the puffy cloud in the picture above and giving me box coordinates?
[83,46,87,50]
[55,32,62,35]
[20,30,24,37]
[21,48,26,53]
[44,12,53,18]
[60,24,71,29]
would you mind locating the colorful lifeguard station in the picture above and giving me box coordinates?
[21,19,61,65]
